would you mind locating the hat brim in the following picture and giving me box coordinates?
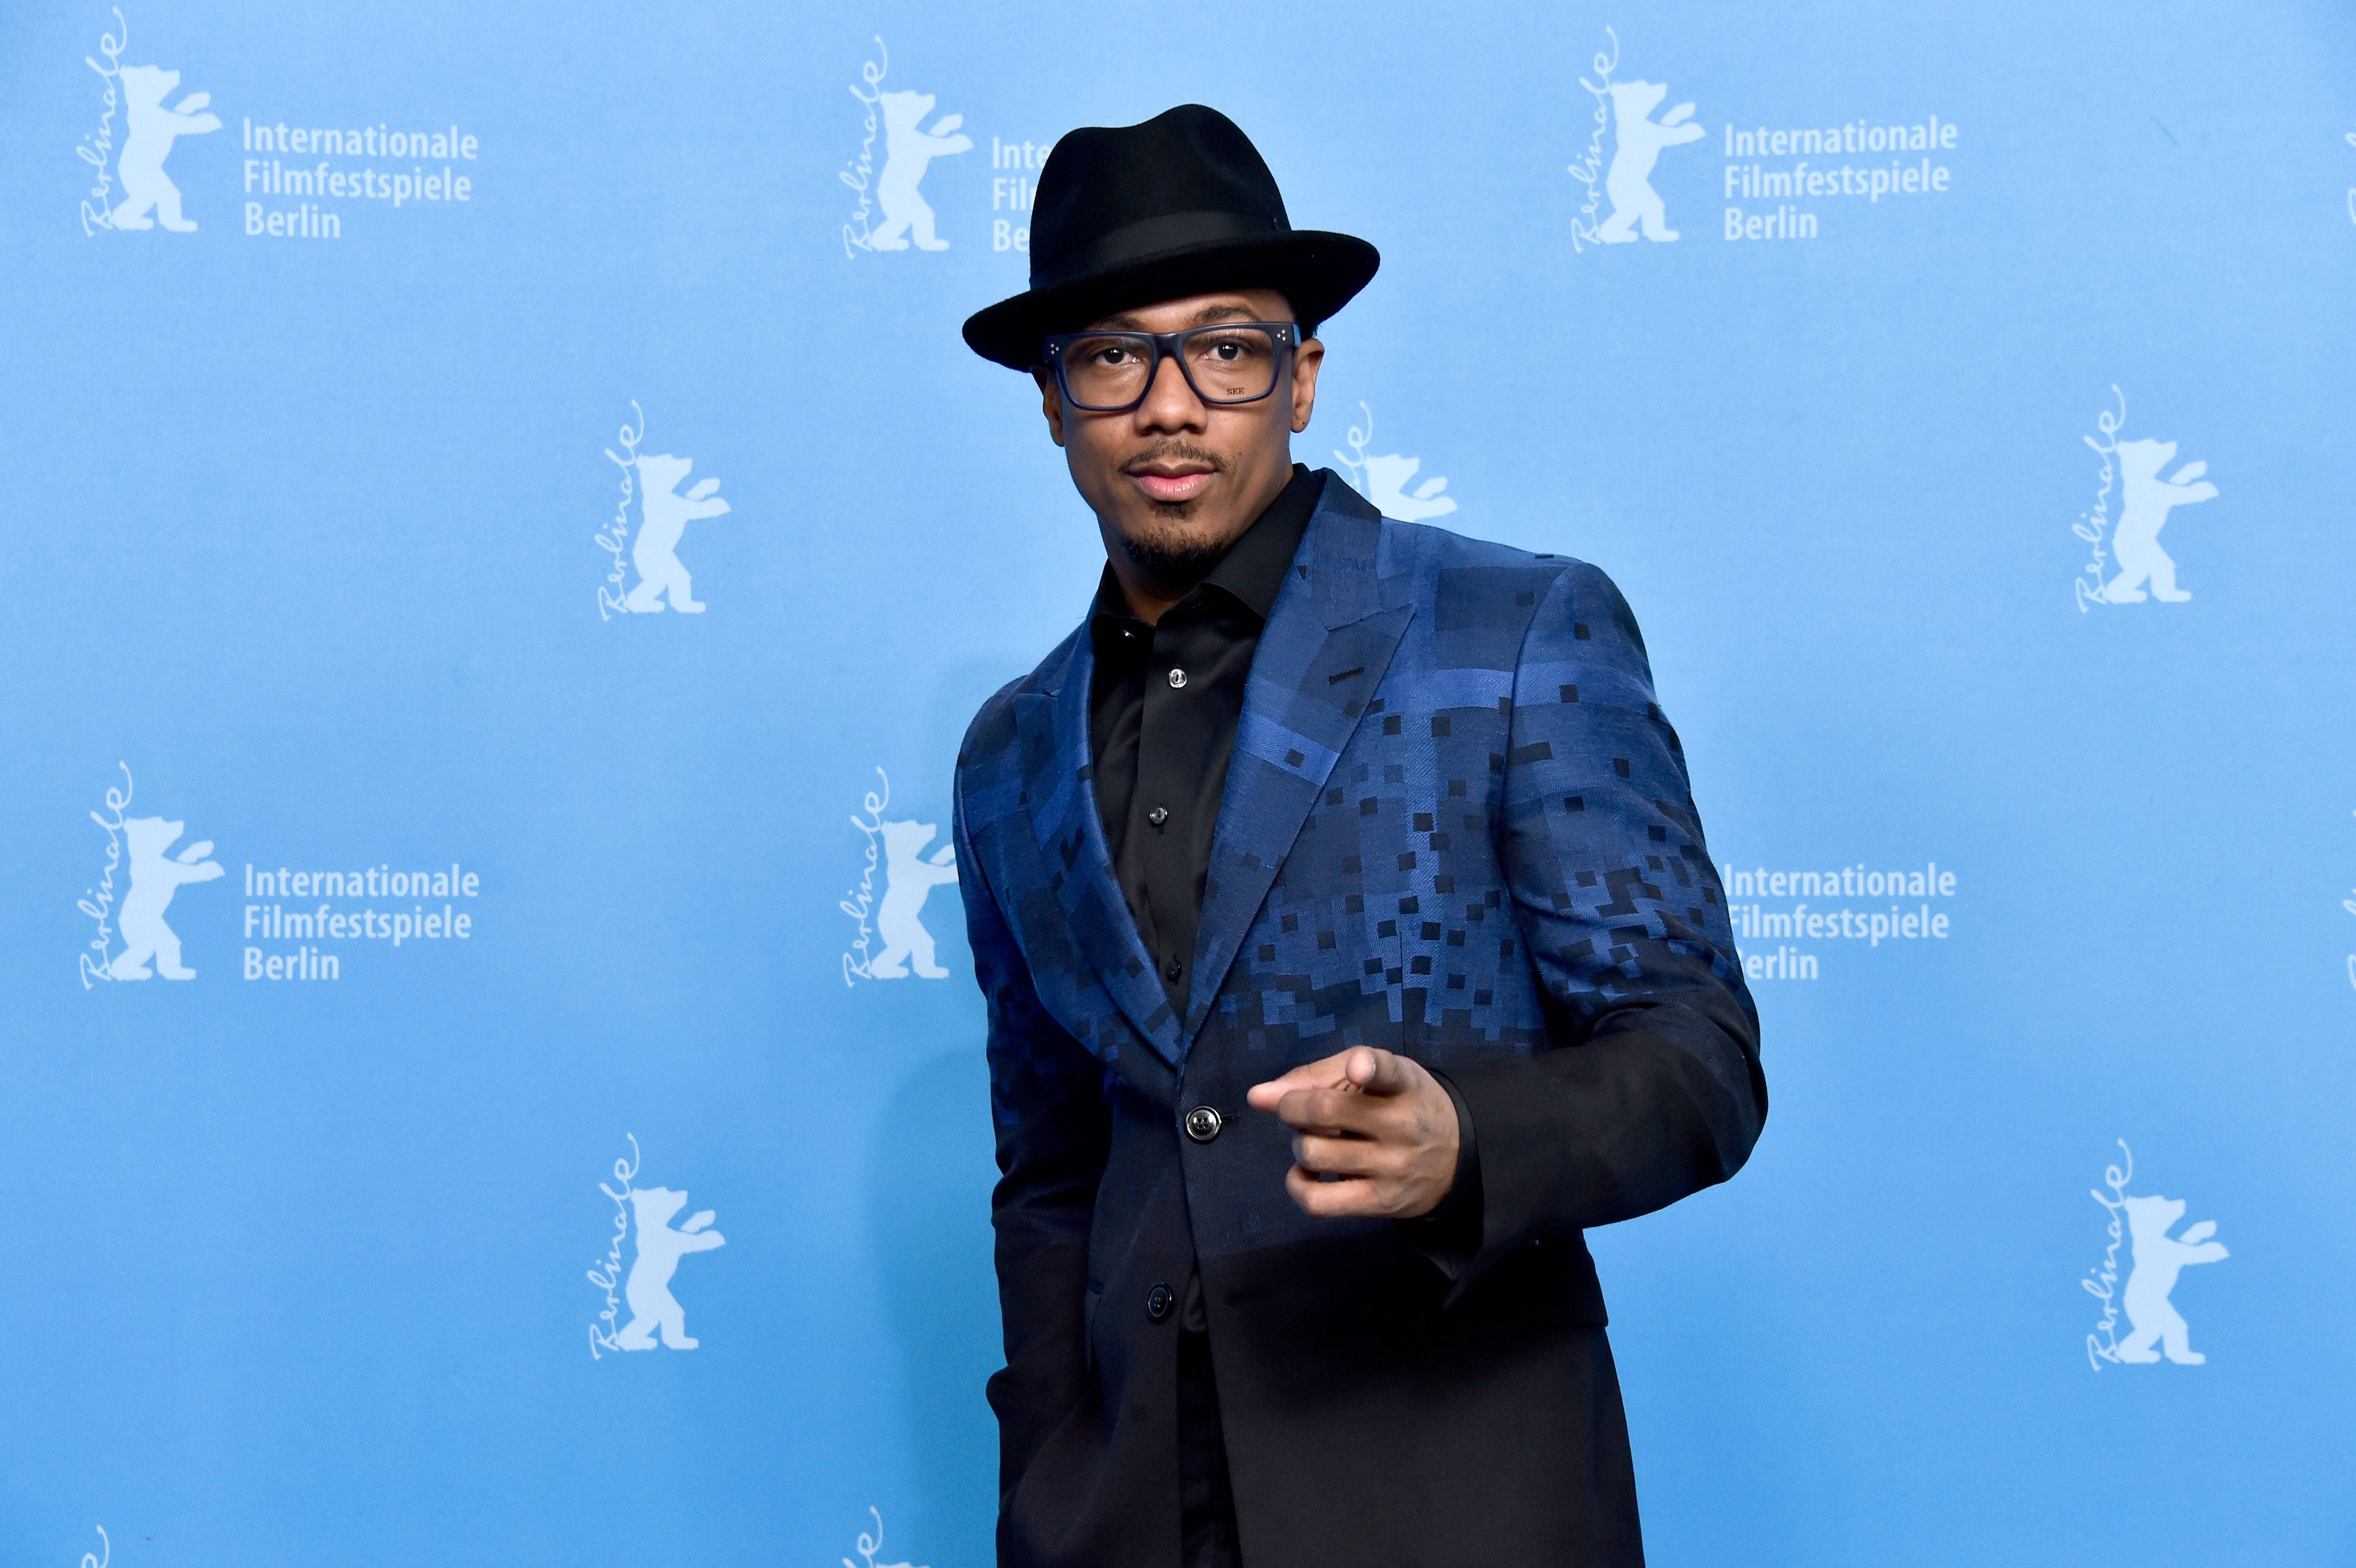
[962,230,1379,370]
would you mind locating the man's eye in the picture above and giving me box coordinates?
[1193,334,1265,363]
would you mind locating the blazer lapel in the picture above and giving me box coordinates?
[1183,484,1412,1042]
[1011,631,1186,1069]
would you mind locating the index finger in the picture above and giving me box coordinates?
[1270,1085,1391,1137]
[1344,1046,1416,1097]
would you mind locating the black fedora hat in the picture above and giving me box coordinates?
[962,104,1379,370]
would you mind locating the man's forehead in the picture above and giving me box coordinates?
[1084,288,1294,332]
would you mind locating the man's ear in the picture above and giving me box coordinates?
[1032,370,1067,447]
[1288,335,1325,436]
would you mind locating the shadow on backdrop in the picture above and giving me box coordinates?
[868,1044,1001,1557]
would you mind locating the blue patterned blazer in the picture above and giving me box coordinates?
[953,474,1765,1568]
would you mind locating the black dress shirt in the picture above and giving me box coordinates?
[1089,463,1322,1017]
[1087,465,1482,1267]
[1086,466,1480,1568]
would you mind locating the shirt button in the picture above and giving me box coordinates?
[1184,1105,1223,1143]
[1145,1282,1175,1322]
[1167,667,1188,689]
[1147,805,1169,826]
[1164,955,1183,981]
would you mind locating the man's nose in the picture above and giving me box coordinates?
[1133,353,1207,433]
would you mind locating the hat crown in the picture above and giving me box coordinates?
[1031,105,1291,287]
[960,103,1375,369]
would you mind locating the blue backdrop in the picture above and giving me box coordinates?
[6,1,2355,1563]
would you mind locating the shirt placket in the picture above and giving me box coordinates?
[1137,612,1211,1011]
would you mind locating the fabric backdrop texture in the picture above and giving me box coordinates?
[3,1,2352,1565]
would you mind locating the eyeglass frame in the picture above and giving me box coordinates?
[1037,321,1299,413]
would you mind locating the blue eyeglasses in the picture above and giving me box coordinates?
[1040,322,1298,412]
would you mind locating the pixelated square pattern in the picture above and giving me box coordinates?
[958,483,1748,1125]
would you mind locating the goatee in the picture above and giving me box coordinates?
[1112,441,1236,595]
[1119,518,1232,595]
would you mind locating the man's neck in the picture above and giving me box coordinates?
[1102,462,1294,625]
[1106,561,1196,627]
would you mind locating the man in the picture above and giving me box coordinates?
[952,105,1766,1567]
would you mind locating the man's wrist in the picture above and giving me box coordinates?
[1397,1070,1481,1269]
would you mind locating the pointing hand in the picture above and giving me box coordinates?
[1245,1046,1459,1220]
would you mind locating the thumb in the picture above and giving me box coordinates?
[1246,1057,1340,1111]
[1245,1071,1305,1111]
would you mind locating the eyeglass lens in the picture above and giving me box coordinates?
[1062,327,1282,409]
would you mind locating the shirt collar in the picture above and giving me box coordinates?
[1089,463,1324,632]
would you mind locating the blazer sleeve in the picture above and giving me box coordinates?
[954,770,1111,1500]
[1440,560,1767,1294]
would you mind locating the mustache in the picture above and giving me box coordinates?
[1121,443,1228,476]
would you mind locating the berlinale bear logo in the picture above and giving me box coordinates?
[1600,81,1702,242]
[81,766,224,989]
[110,64,219,232]
[625,453,732,614]
[2101,439,2217,604]
[842,41,972,258]
[2083,1142,2228,1369]
[617,1187,727,1350]
[596,403,742,620]
[112,817,224,979]
[868,90,971,252]
[842,770,960,985]
[589,1137,728,1358]
[869,819,960,978]
[1569,30,1702,252]
[2115,1194,2228,1364]
[2072,390,2220,612]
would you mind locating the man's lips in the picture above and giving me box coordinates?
[1128,466,1215,503]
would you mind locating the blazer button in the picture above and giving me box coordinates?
[1167,667,1189,689]
[1145,1282,1175,1322]
[1164,955,1182,980]
[1183,1105,1222,1143]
